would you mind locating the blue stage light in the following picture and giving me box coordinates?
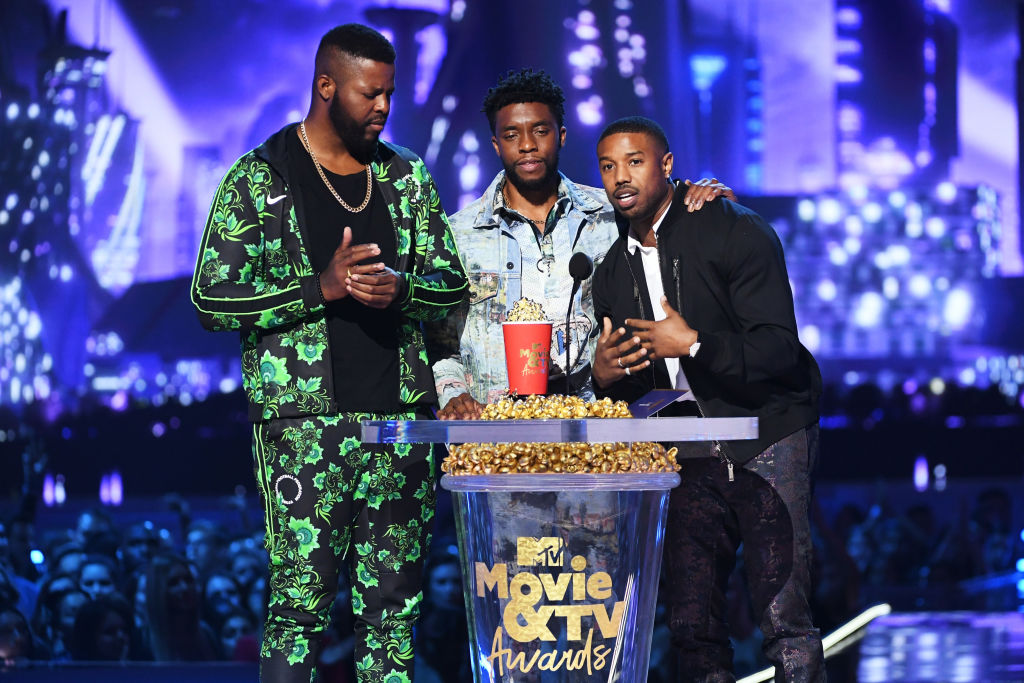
[817,279,838,301]
[458,161,480,192]
[796,199,815,222]
[836,7,862,29]
[943,289,972,330]
[908,274,932,298]
[861,202,883,223]
[835,65,863,84]
[690,54,727,90]
[914,455,929,492]
[818,197,843,224]
[853,292,884,328]
[576,96,604,126]
[800,325,821,354]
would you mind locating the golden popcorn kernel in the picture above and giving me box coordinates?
[505,297,550,322]
[441,395,681,475]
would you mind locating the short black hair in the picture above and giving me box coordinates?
[598,116,670,154]
[482,69,565,132]
[317,23,395,66]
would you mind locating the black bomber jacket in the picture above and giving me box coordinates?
[592,181,822,463]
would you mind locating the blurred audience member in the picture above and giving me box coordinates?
[203,571,244,627]
[77,555,120,600]
[127,569,147,631]
[29,575,80,659]
[810,502,861,633]
[217,606,259,661]
[73,508,114,552]
[52,589,88,659]
[5,517,39,582]
[416,546,470,683]
[49,543,87,579]
[185,521,227,579]
[69,595,135,661]
[230,546,265,595]
[0,606,48,665]
[118,522,161,574]
[246,573,269,629]
[0,545,38,625]
[143,555,218,661]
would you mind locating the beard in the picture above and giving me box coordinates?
[503,147,561,194]
[329,96,382,165]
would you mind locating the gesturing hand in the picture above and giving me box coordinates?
[626,297,698,361]
[592,317,649,389]
[319,226,385,302]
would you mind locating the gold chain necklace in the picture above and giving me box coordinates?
[502,183,547,226]
[299,121,372,213]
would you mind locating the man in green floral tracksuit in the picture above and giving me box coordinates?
[191,24,467,683]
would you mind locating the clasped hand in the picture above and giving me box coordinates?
[319,226,401,309]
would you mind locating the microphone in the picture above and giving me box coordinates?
[569,251,594,283]
[565,252,594,390]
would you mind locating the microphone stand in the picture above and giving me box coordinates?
[564,252,593,395]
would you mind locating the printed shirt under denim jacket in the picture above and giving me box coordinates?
[191,124,468,422]
[429,171,618,408]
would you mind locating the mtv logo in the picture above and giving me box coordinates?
[517,536,565,567]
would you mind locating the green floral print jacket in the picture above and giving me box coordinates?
[191,125,468,422]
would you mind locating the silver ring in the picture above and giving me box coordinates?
[617,358,624,368]
[624,367,631,376]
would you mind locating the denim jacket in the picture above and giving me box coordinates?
[429,171,618,407]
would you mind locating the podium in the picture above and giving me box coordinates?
[362,417,757,682]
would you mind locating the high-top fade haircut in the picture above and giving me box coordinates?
[482,69,565,133]
[316,23,395,76]
[598,116,670,155]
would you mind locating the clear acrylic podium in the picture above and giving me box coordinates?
[362,417,757,683]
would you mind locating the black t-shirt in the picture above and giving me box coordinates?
[286,129,400,412]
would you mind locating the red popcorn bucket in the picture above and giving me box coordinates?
[502,321,553,395]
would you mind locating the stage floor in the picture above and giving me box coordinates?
[2,612,1022,682]
[854,611,1024,682]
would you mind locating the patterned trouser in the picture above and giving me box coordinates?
[252,411,435,683]
[665,426,824,683]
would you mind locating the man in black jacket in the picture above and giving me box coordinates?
[591,116,824,682]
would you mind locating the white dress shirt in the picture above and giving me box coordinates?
[626,201,695,401]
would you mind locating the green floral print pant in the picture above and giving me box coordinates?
[252,411,435,683]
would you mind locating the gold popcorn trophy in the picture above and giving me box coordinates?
[361,330,758,682]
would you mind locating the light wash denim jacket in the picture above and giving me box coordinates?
[430,171,619,407]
